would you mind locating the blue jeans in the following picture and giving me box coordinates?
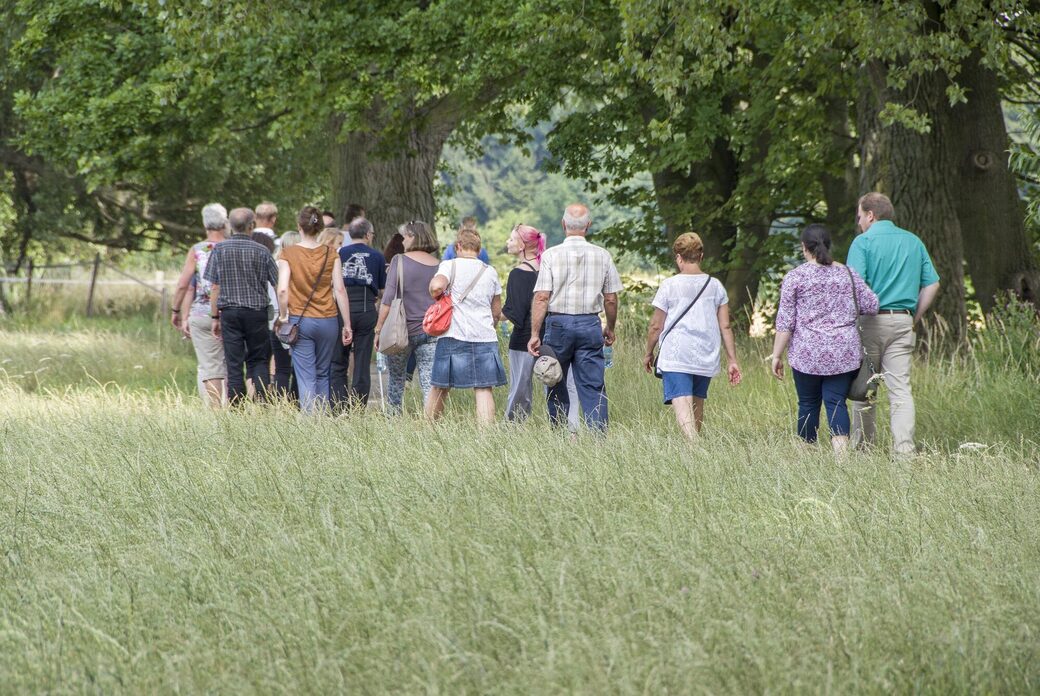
[542,313,608,431]
[791,368,858,443]
[290,315,340,414]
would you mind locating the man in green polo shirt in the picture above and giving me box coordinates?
[846,192,940,456]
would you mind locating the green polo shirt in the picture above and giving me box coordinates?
[846,220,939,312]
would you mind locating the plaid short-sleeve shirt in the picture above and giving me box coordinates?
[203,234,279,311]
[533,236,623,314]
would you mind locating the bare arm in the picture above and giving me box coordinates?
[527,291,551,356]
[718,303,741,385]
[490,294,502,324]
[179,288,193,337]
[770,330,792,380]
[642,308,666,373]
[332,258,352,345]
[332,258,351,326]
[171,249,196,327]
[276,259,290,321]
[429,273,449,299]
[209,283,221,337]
[373,302,391,351]
[915,282,940,324]
[603,292,619,346]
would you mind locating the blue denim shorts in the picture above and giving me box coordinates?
[431,337,507,389]
[662,371,711,404]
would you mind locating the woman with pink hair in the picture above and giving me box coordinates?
[501,224,553,421]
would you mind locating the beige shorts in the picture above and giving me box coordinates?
[189,314,226,381]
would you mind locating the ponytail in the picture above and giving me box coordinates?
[801,224,834,266]
[297,205,324,236]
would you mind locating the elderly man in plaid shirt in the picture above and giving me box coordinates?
[528,203,623,432]
[205,207,279,405]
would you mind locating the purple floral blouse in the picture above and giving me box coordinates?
[775,262,879,375]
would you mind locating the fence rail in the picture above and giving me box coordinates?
[0,253,171,317]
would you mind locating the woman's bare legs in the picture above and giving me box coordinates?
[203,378,225,409]
[474,388,495,425]
[425,386,450,421]
[671,396,705,441]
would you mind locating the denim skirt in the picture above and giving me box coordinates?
[431,337,507,389]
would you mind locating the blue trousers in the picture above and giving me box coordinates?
[290,315,340,414]
[791,368,858,443]
[542,313,608,431]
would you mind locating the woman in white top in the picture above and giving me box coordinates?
[643,232,742,439]
[425,228,505,424]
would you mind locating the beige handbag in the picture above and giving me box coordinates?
[378,255,411,355]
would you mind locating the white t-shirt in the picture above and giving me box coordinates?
[651,274,728,377]
[437,258,502,343]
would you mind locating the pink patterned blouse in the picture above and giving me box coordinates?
[775,262,879,375]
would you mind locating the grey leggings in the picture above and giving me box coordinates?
[385,332,437,414]
[506,349,579,430]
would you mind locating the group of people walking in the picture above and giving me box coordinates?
[170,191,939,455]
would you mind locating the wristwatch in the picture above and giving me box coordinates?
[210,313,220,319]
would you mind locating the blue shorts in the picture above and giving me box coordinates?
[431,337,507,389]
[661,372,711,404]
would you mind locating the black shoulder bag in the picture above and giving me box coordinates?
[652,275,712,379]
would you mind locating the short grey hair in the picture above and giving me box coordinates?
[347,217,374,240]
[228,207,255,235]
[202,203,228,231]
[562,208,590,231]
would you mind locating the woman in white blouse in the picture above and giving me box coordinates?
[425,228,505,424]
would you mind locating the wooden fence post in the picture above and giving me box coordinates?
[85,253,101,317]
[25,259,33,309]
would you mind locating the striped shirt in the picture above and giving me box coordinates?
[203,234,279,311]
[533,236,623,314]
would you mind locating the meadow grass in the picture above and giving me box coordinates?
[1,314,1039,693]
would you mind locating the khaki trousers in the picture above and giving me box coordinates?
[850,313,916,455]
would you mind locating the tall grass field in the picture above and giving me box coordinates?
[1,304,1039,693]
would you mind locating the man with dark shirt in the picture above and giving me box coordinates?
[204,207,280,405]
[331,217,386,408]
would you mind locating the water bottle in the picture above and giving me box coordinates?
[603,345,614,369]
[376,352,388,374]
[499,322,511,341]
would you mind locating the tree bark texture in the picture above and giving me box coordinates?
[820,95,859,252]
[949,53,1040,309]
[329,106,459,251]
[859,63,967,339]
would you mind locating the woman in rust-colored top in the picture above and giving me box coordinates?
[276,205,353,413]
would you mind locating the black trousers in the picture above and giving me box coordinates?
[220,306,272,404]
[270,330,297,402]
[330,306,378,409]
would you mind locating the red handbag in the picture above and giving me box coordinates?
[422,294,454,336]
[422,261,489,336]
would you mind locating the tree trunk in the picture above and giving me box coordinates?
[950,52,1040,309]
[649,137,766,318]
[820,95,859,253]
[859,62,967,339]
[329,105,460,251]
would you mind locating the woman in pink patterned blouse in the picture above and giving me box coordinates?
[770,224,878,452]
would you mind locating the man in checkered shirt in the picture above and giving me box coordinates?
[204,207,279,405]
[528,203,623,432]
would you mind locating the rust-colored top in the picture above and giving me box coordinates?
[280,245,337,318]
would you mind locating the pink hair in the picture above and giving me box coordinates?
[515,224,545,261]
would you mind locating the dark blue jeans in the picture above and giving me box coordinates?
[542,313,608,431]
[791,368,858,443]
[219,306,272,405]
